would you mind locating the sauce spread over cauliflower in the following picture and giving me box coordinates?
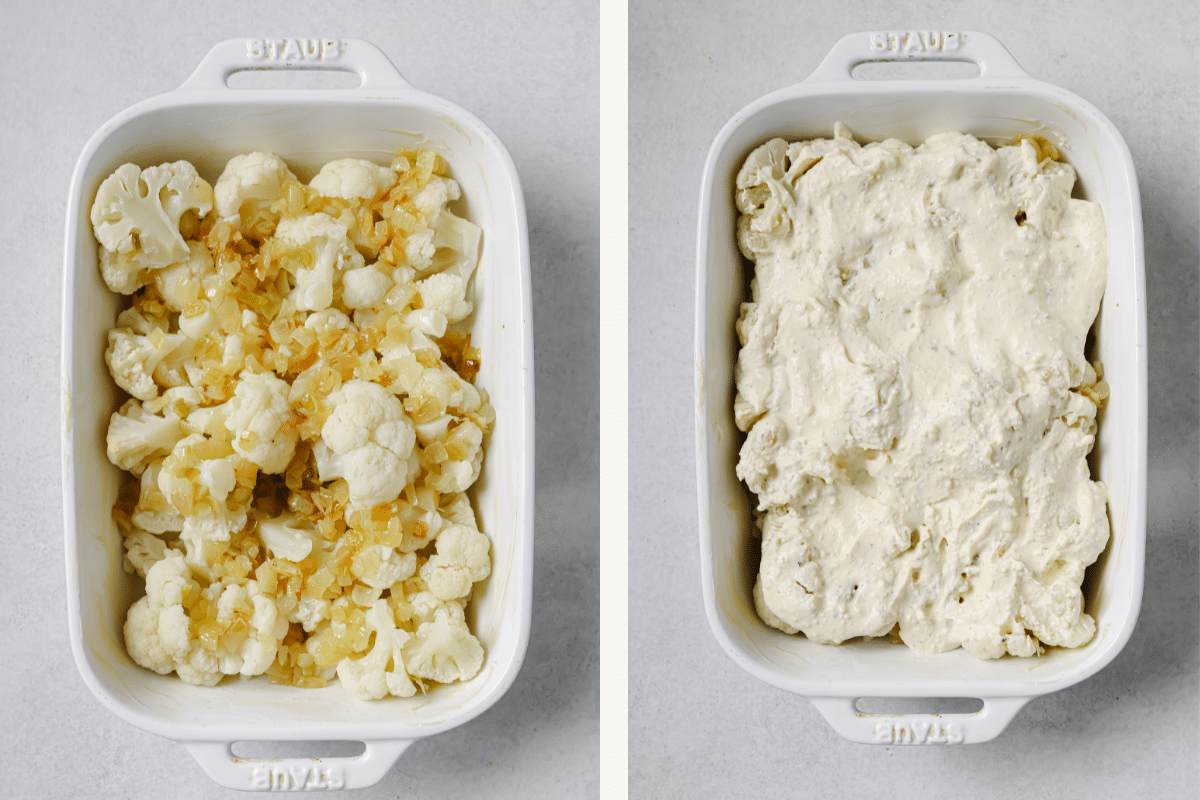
[94,149,492,698]
[735,127,1109,659]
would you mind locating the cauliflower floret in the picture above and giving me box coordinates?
[106,399,185,476]
[295,596,332,633]
[423,419,484,494]
[392,590,458,630]
[152,241,214,312]
[411,175,461,217]
[131,460,185,533]
[177,299,222,341]
[401,604,484,684]
[213,151,297,239]
[210,581,289,677]
[143,385,207,418]
[378,309,445,389]
[429,209,481,279]
[122,529,177,577]
[419,524,491,601]
[351,545,417,590]
[106,324,188,402]
[304,307,354,338]
[123,554,199,675]
[223,371,298,473]
[336,600,417,700]
[341,266,393,310]
[275,213,365,311]
[320,380,417,509]
[309,158,396,203]
[735,138,795,259]
[403,228,436,272]
[416,271,472,322]
[439,492,479,530]
[387,494,446,553]
[158,434,254,542]
[175,644,223,687]
[182,402,231,442]
[90,161,214,292]
[256,511,318,562]
[98,247,149,296]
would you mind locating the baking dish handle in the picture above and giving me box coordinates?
[806,30,1033,83]
[807,696,1031,745]
[183,739,413,791]
[178,38,414,92]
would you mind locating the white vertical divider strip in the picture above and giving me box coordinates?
[599,0,629,797]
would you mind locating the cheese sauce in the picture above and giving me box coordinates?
[734,125,1109,658]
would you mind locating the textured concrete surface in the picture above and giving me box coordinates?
[0,2,597,797]
[629,1,1197,797]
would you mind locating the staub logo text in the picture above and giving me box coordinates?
[868,31,963,53]
[873,719,965,744]
[250,764,345,791]
[244,38,344,61]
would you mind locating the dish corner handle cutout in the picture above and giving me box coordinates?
[183,739,414,791]
[807,696,1031,745]
[178,38,413,92]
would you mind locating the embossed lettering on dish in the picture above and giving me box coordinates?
[249,765,346,791]
[868,31,962,53]
[872,719,964,745]
[244,38,343,61]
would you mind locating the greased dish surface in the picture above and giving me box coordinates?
[695,31,1145,745]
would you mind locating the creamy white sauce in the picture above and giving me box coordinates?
[734,125,1109,658]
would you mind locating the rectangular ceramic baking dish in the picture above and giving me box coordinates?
[62,39,533,790]
[695,31,1146,745]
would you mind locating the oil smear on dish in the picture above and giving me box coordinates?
[90,149,496,699]
[734,123,1109,659]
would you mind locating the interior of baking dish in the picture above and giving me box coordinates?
[64,97,532,740]
[699,85,1145,697]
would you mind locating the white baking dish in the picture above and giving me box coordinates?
[62,39,533,789]
[695,31,1146,745]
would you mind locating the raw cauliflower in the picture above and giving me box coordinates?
[131,460,185,534]
[105,308,188,401]
[158,434,254,543]
[208,581,290,676]
[123,554,200,677]
[106,399,185,476]
[90,161,214,293]
[152,241,214,312]
[320,380,417,509]
[417,271,472,323]
[336,600,417,700]
[256,511,318,562]
[309,158,396,202]
[351,545,417,589]
[422,419,484,494]
[274,212,365,311]
[402,604,484,684]
[223,371,298,473]
[96,149,494,700]
[341,266,393,310]
[213,151,297,239]
[419,524,491,601]
[122,529,177,578]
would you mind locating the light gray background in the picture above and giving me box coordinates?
[0,2,597,797]
[630,1,1197,798]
